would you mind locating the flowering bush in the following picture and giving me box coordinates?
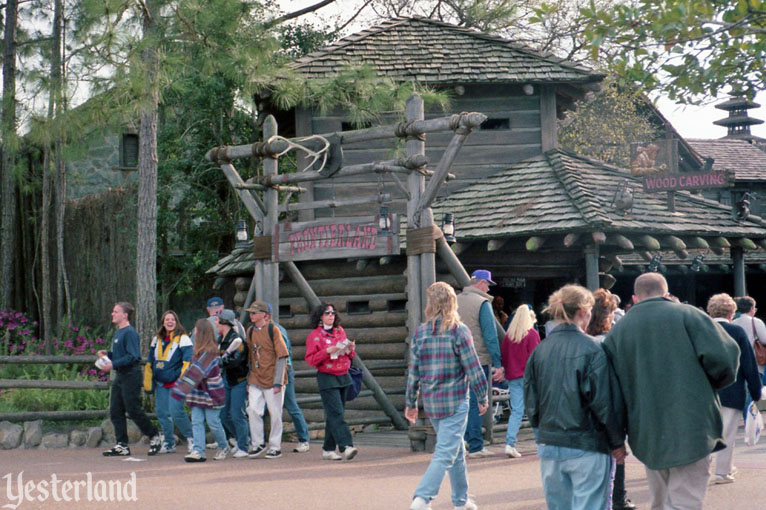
[0,309,108,382]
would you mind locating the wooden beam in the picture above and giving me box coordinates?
[563,233,580,248]
[452,242,472,255]
[526,236,546,252]
[352,356,409,430]
[710,246,726,256]
[687,237,710,249]
[600,274,616,290]
[733,247,746,296]
[710,237,731,248]
[592,231,606,244]
[415,117,486,215]
[606,254,624,271]
[611,234,633,250]
[662,236,686,251]
[278,193,391,213]
[487,239,510,251]
[733,237,758,250]
[673,249,689,259]
[585,245,600,290]
[638,251,653,262]
[638,235,661,250]
[599,258,614,273]
[758,239,766,250]
[540,85,558,151]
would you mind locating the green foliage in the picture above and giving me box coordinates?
[559,77,661,167]
[0,309,110,413]
[577,0,766,102]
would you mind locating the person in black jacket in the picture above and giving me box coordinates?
[524,285,626,509]
[707,293,762,484]
[217,309,250,459]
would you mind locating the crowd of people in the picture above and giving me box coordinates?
[95,269,764,509]
[406,270,763,510]
[97,297,358,463]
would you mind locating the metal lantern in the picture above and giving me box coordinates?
[378,205,392,231]
[442,213,456,244]
[235,220,249,249]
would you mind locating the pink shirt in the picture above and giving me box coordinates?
[501,328,540,380]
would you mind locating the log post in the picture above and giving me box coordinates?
[263,116,280,320]
[732,246,746,296]
[406,95,425,340]
[585,244,600,290]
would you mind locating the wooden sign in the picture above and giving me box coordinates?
[273,215,400,262]
[642,171,729,193]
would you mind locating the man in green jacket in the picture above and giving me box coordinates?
[603,273,739,509]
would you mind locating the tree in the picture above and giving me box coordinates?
[1,0,19,309]
[578,0,766,103]
[559,78,661,167]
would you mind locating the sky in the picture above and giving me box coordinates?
[281,0,766,142]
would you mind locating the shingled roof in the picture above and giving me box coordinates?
[430,149,766,240]
[289,17,603,85]
[687,138,766,182]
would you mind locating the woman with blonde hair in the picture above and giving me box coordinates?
[405,282,489,510]
[524,284,626,509]
[501,305,540,459]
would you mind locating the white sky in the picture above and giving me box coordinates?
[283,0,766,142]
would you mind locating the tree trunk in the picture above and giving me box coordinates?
[52,0,71,325]
[41,146,53,350]
[135,0,160,351]
[0,0,19,308]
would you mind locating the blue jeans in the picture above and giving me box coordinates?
[190,406,227,458]
[155,384,193,448]
[284,367,309,443]
[465,365,490,453]
[414,397,470,507]
[539,446,611,510]
[504,377,524,447]
[221,379,250,451]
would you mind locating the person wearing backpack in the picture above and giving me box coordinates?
[217,309,250,458]
[244,301,289,459]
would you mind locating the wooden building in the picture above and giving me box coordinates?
[206,18,766,433]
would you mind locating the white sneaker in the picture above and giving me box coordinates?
[467,448,494,458]
[228,438,237,448]
[322,450,342,461]
[409,496,431,510]
[711,474,735,484]
[342,446,358,461]
[504,445,521,458]
[206,442,217,450]
[213,447,230,461]
[187,441,194,454]
[454,499,478,510]
[233,449,249,459]
[158,443,176,454]
[293,442,310,453]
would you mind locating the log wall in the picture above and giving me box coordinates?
[232,256,410,425]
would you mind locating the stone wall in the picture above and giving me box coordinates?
[66,131,138,200]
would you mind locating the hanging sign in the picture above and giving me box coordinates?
[641,171,730,193]
[273,215,400,262]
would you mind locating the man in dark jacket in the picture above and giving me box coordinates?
[217,309,250,458]
[604,274,739,509]
[707,293,762,484]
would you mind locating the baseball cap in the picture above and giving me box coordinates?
[471,269,496,285]
[218,309,236,326]
[206,297,224,308]
[246,301,269,314]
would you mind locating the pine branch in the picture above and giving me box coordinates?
[265,0,337,28]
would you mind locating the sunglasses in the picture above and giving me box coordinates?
[323,310,336,316]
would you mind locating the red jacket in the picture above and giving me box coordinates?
[501,328,540,380]
[305,325,355,376]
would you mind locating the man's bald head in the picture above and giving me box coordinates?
[633,273,669,302]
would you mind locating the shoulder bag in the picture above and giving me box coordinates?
[752,318,766,366]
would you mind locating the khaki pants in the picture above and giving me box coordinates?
[714,406,740,477]
[645,456,710,510]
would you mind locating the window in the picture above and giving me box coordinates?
[347,300,371,315]
[279,305,293,318]
[387,299,407,313]
[121,133,139,169]
[480,118,510,130]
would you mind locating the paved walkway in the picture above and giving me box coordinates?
[2,421,766,509]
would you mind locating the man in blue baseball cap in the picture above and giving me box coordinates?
[206,297,224,316]
[456,269,504,458]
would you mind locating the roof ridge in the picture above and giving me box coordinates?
[290,16,601,79]
[547,150,614,227]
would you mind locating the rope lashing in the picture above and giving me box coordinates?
[406,225,444,255]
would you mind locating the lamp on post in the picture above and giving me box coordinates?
[647,253,663,273]
[691,254,706,272]
[378,205,392,231]
[442,213,456,244]
[235,219,249,249]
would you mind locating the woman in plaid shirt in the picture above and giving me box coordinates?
[406,282,489,510]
